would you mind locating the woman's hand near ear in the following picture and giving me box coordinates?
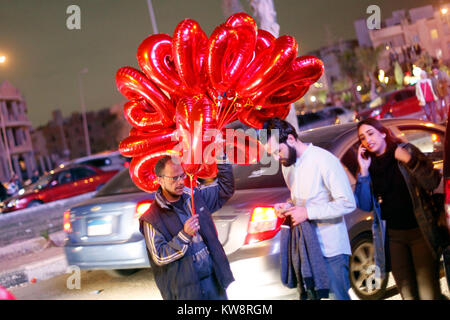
[395,146,412,164]
[357,144,371,177]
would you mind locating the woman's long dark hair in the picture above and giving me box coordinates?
[357,118,403,146]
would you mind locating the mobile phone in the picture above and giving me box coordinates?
[361,149,369,160]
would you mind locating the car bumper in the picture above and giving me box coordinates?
[64,237,150,270]
[226,232,297,300]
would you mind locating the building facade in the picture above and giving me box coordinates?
[31,102,131,169]
[0,81,37,183]
[355,4,450,69]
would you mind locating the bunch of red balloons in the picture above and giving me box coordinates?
[116,12,324,193]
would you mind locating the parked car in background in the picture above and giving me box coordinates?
[322,106,357,124]
[357,86,425,120]
[62,151,130,172]
[297,106,356,131]
[63,119,445,300]
[0,164,118,213]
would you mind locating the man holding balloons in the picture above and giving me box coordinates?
[139,154,235,300]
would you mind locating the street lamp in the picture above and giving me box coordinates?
[0,56,6,64]
[78,67,91,156]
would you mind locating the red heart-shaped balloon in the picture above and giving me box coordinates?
[137,33,194,97]
[235,35,298,98]
[176,95,218,176]
[207,16,257,93]
[253,56,324,107]
[123,99,167,131]
[116,67,175,127]
[119,130,177,157]
[173,19,209,94]
[129,149,181,193]
[238,104,291,129]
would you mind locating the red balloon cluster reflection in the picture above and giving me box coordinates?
[116,12,323,193]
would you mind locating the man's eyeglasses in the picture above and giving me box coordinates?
[160,173,187,182]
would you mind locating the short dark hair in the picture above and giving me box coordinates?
[262,118,299,144]
[154,156,173,177]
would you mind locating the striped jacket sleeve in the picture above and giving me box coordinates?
[142,221,192,266]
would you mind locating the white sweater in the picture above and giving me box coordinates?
[282,144,355,257]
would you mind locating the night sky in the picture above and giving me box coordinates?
[0,0,441,127]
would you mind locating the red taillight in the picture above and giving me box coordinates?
[135,200,152,220]
[63,210,72,233]
[123,162,130,168]
[244,207,283,245]
[432,133,440,143]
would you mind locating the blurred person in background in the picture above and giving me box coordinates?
[431,65,450,121]
[416,70,438,123]
[30,169,40,184]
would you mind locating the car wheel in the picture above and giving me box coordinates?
[27,200,43,208]
[349,234,388,300]
[105,269,141,277]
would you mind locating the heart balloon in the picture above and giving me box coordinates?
[238,104,291,129]
[129,149,181,193]
[252,56,324,107]
[207,14,257,93]
[119,129,177,157]
[221,128,263,164]
[123,99,167,131]
[173,19,209,94]
[137,33,193,97]
[176,95,217,176]
[235,35,298,98]
[116,67,175,127]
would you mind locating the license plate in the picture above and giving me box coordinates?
[87,217,112,236]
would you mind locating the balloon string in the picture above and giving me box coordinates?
[188,174,196,217]
[188,173,197,237]
[218,95,238,130]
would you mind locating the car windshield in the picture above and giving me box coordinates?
[95,168,140,197]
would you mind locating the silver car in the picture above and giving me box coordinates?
[64,118,445,300]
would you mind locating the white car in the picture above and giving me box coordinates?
[62,151,130,172]
[321,106,357,124]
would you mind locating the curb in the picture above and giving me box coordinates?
[0,231,66,261]
[0,255,68,289]
[0,231,68,289]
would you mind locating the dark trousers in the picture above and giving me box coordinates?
[199,273,228,300]
[388,228,441,300]
[423,101,437,123]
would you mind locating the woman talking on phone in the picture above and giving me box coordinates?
[354,118,443,300]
